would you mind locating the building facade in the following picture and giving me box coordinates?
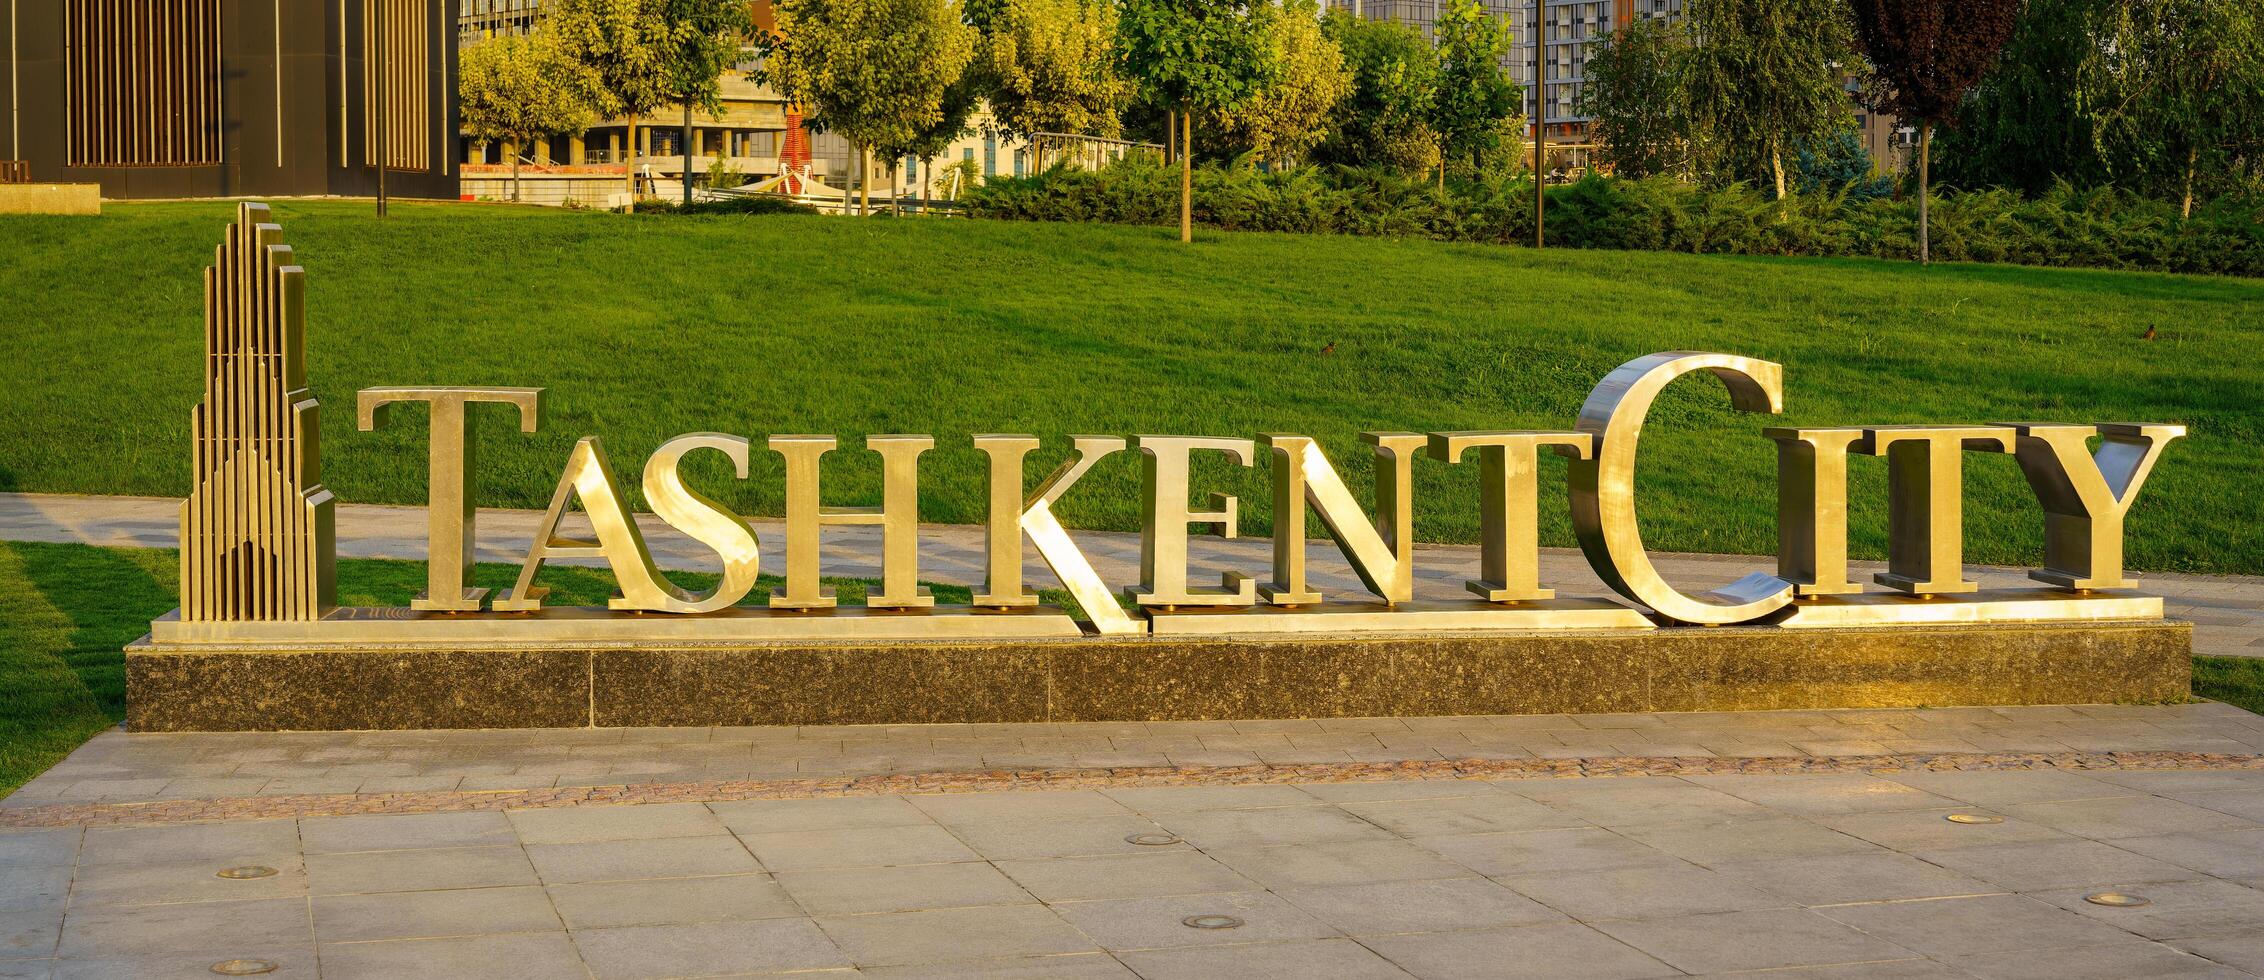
[1,0,459,198]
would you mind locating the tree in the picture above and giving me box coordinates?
[2083,0,2264,217]
[1934,0,2109,195]
[1429,0,1521,182]
[763,0,978,214]
[877,69,984,209]
[1847,0,2019,262]
[1313,11,1438,175]
[1214,0,1349,166]
[1684,0,1857,198]
[1115,0,1279,241]
[458,34,596,203]
[1581,17,1706,179]
[549,0,681,212]
[978,0,1132,143]
[661,0,754,206]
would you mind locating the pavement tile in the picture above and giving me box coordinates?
[1618,816,1881,864]
[311,885,562,942]
[1101,785,1319,813]
[2087,771,2264,796]
[49,951,318,980]
[1683,961,1942,979]
[0,832,76,872]
[776,862,1035,915]
[1879,770,2134,807]
[741,824,983,872]
[1503,779,1770,828]
[1502,861,1788,920]
[1338,793,1588,836]
[572,918,850,979]
[1360,922,1680,979]
[305,845,536,895]
[708,795,935,834]
[0,960,47,979]
[2037,879,2264,941]
[57,897,311,957]
[526,835,759,884]
[299,810,517,853]
[1593,908,1916,974]
[2002,796,2259,840]
[76,819,299,867]
[2183,790,2264,823]
[1119,938,1415,979]
[944,813,1179,861]
[1818,894,2148,956]
[0,910,61,960]
[815,905,1097,966]
[908,789,1130,824]
[68,856,309,907]
[546,873,799,929]
[1709,851,2000,905]
[2170,931,2264,975]
[1049,891,1338,951]
[1206,840,1474,890]
[317,932,587,980]
[1293,780,1503,804]
[2109,829,2264,878]
[993,851,1256,903]
[1815,808,2072,851]
[1276,876,1566,936]
[1155,805,1400,849]
[1681,773,1962,815]
[854,952,1136,979]
[507,802,728,844]
[1413,827,1682,877]
[0,867,69,915]
[1948,941,2250,979]
[1910,838,2204,892]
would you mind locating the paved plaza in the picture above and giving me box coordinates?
[8,492,2264,976]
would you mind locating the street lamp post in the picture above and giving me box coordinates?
[1531,0,1543,248]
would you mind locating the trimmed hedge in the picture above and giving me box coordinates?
[963,158,2264,277]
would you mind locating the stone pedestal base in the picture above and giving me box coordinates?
[124,620,2193,732]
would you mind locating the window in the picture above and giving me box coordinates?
[983,136,997,176]
[64,0,222,166]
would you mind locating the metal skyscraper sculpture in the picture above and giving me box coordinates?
[179,203,336,621]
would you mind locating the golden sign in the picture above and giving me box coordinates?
[156,206,2187,644]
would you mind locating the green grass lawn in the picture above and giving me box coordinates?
[0,201,2259,577]
[2,538,2255,798]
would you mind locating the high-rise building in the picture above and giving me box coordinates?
[1,0,460,198]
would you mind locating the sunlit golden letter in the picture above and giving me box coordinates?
[1766,426,1866,597]
[769,434,935,610]
[1568,351,1793,625]
[642,433,761,612]
[1858,425,2014,595]
[1429,431,1593,602]
[977,435,1145,634]
[2009,422,2184,590]
[493,436,676,612]
[1256,433,1427,605]
[356,386,544,611]
[1133,436,1257,607]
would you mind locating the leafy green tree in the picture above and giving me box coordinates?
[1684,0,1857,198]
[1429,0,1521,182]
[877,70,984,208]
[459,34,596,203]
[1314,11,1439,175]
[1847,0,2020,261]
[763,0,979,214]
[1934,0,2108,195]
[1115,0,1280,240]
[2084,0,2264,216]
[548,0,681,212]
[1216,0,1349,165]
[978,0,1132,141]
[1580,17,1706,179]
[660,0,754,205]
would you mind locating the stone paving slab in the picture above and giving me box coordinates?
[8,754,2264,977]
[6,491,2261,658]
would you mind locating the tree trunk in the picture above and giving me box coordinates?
[859,145,870,216]
[1918,123,1932,265]
[1166,110,1177,164]
[622,114,638,213]
[682,104,695,207]
[1180,111,1193,243]
[2183,144,2198,220]
[921,155,931,214]
[511,151,522,203]
[1771,142,1786,201]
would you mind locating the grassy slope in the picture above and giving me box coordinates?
[0,201,2259,574]
[2,538,2256,797]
